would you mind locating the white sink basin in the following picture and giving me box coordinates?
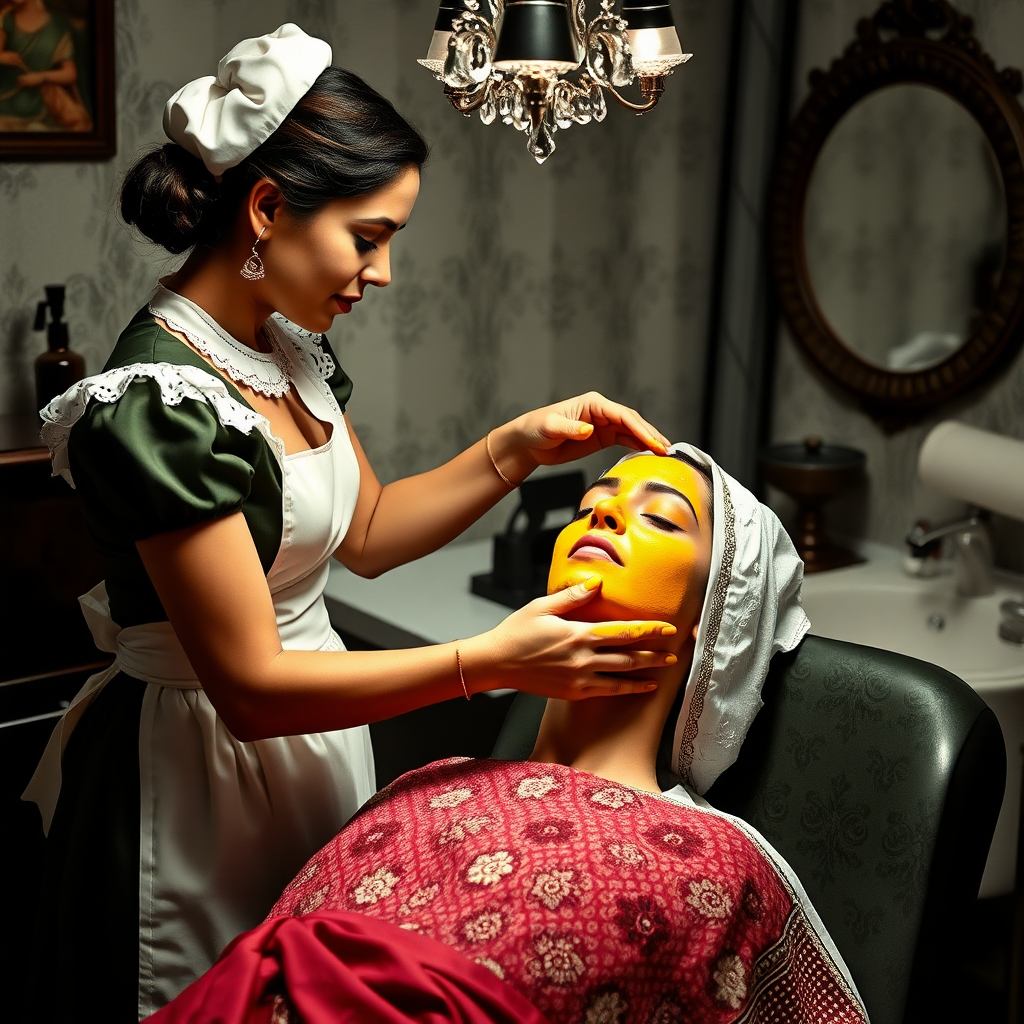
[801,559,1024,690]
[801,555,1024,897]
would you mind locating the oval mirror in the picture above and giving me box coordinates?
[770,1,1024,421]
[805,84,1006,373]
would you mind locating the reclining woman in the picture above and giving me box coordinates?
[150,447,868,1024]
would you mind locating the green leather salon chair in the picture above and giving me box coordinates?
[491,635,1006,1024]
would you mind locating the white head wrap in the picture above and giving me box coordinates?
[621,444,810,794]
[163,24,332,178]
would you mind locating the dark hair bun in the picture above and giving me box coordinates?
[120,68,427,254]
[120,143,220,254]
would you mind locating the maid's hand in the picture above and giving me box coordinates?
[489,392,669,484]
[459,577,678,699]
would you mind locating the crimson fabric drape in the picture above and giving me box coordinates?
[146,910,551,1024]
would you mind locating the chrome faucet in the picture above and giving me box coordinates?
[905,514,995,597]
[1001,599,1024,644]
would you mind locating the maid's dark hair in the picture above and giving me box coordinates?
[120,67,429,255]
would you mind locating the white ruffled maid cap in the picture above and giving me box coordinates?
[643,443,810,794]
[163,23,333,178]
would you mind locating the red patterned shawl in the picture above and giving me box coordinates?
[271,759,866,1024]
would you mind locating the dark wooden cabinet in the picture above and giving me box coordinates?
[0,413,106,684]
[0,415,109,999]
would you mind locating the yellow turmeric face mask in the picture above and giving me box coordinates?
[547,455,712,634]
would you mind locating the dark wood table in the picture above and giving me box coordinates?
[0,411,111,997]
[0,411,49,466]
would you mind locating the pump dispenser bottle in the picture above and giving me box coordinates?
[34,284,84,412]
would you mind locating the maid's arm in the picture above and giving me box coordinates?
[335,391,668,579]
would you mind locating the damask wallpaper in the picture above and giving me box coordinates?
[0,0,732,539]
[770,0,1024,568]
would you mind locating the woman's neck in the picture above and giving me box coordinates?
[164,242,274,351]
[15,1,50,32]
[528,643,692,794]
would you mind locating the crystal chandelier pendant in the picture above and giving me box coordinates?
[418,0,690,161]
[497,79,516,123]
[552,79,574,129]
[479,90,498,124]
[527,116,557,161]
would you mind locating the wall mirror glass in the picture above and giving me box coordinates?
[770,0,1024,423]
[805,84,1006,373]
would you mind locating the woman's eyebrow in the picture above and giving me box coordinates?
[583,476,620,495]
[641,481,699,524]
[353,216,405,231]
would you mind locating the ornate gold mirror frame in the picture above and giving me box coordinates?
[769,0,1024,423]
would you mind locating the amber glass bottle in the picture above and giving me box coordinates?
[34,284,85,412]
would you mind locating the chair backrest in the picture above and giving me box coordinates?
[491,634,1005,1024]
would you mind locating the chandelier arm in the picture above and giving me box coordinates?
[570,0,588,52]
[598,74,667,113]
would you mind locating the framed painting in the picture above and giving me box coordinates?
[0,0,114,160]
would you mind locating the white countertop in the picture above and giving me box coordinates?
[324,538,508,650]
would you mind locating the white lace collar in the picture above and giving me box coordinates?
[148,285,291,398]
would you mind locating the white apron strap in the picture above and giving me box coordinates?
[22,581,202,834]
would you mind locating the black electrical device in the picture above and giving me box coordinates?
[470,470,586,609]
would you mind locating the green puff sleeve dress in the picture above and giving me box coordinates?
[23,286,374,1020]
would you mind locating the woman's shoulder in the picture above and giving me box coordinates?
[41,309,283,488]
[103,307,208,371]
[76,308,259,435]
[86,310,258,427]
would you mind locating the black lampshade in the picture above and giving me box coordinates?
[619,1,677,30]
[619,0,688,74]
[493,0,580,69]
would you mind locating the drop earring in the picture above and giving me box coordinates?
[240,226,267,281]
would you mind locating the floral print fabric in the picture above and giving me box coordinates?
[271,759,866,1024]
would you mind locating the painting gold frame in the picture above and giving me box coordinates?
[0,0,114,161]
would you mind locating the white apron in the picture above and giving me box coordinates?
[25,288,374,1016]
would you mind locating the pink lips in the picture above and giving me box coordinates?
[333,295,360,314]
[568,534,623,565]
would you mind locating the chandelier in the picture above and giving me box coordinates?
[418,0,691,163]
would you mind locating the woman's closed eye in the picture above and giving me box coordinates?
[642,512,684,532]
[571,506,593,524]
[354,234,379,254]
